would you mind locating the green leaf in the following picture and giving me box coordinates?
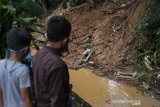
[28,24,43,33]
[69,0,86,7]
[133,72,147,80]
[16,17,36,25]
[19,0,47,17]
[2,5,16,17]
[156,27,160,35]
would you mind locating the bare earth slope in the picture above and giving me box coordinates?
[63,0,149,75]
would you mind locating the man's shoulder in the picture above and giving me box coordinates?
[48,56,66,69]
[35,47,49,55]
[12,62,30,76]
[44,54,66,70]
[17,63,29,72]
[18,63,29,70]
[33,47,49,60]
[34,47,63,62]
[0,59,6,64]
[0,59,6,69]
[0,60,29,76]
[0,59,5,74]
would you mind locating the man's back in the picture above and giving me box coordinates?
[0,59,30,107]
[32,46,70,107]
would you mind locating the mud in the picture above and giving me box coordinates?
[61,0,149,76]
[70,68,160,107]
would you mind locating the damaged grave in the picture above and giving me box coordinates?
[81,48,93,62]
[114,71,137,81]
[73,48,94,69]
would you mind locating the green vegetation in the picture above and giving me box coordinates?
[0,0,47,58]
[133,0,160,87]
[69,0,86,7]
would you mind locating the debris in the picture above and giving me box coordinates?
[109,38,114,42]
[143,91,150,97]
[150,91,160,99]
[81,49,93,62]
[112,25,121,32]
[79,43,90,48]
[102,10,115,15]
[144,56,154,70]
[137,86,146,92]
[115,71,137,80]
[121,4,125,7]
[88,61,95,66]
[142,81,150,90]
[113,0,117,3]
[74,59,83,69]
[83,49,91,55]
[82,37,90,44]
[157,74,160,79]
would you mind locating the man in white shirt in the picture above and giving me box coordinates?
[0,28,32,107]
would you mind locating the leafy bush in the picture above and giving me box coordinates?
[132,0,160,87]
[0,0,47,58]
[134,0,160,54]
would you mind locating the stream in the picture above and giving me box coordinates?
[69,68,160,107]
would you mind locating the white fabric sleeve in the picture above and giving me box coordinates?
[19,67,31,88]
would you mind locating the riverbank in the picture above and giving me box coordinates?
[69,68,160,107]
[31,0,160,106]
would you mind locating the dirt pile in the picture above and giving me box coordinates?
[62,0,149,75]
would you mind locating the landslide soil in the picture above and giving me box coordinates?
[62,0,149,76]
[35,0,149,76]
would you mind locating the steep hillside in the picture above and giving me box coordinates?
[62,0,149,75]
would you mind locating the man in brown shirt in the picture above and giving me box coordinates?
[32,16,72,107]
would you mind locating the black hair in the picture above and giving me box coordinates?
[6,27,32,51]
[46,16,71,42]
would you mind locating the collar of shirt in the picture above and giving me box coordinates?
[44,46,61,56]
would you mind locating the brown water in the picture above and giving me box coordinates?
[69,68,160,107]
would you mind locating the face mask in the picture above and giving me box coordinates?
[6,47,32,67]
[21,51,32,67]
[22,51,32,60]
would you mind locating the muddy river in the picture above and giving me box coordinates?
[69,68,160,107]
